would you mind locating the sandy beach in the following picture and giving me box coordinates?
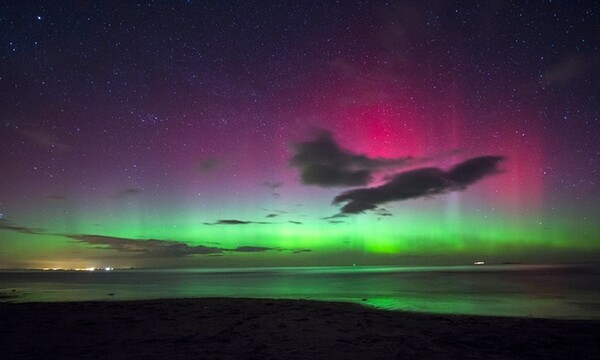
[1,298,599,359]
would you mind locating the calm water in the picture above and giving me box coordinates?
[1,264,599,319]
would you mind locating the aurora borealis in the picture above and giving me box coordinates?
[1,1,599,269]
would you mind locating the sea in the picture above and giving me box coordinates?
[1,264,599,319]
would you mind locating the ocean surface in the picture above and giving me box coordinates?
[1,264,599,319]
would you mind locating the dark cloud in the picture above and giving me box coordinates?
[232,246,274,252]
[198,158,220,173]
[293,249,312,254]
[446,156,506,187]
[333,156,505,215]
[263,182,283,197]
[263,181,283,189]
[288,220,303,225]
[375,208,393,217]
[0,219,45,234]
[67,234,305,257]
[112,188,143,200]
[261,208,288,214]
[322,214,348,220]
[203,219,272,225]
[67,234,222,257]
[265,213,279,218]
[290,131,413,187]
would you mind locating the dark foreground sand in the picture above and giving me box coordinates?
[1,298,599,359]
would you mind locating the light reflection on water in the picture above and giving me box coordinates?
[1,264,599,319]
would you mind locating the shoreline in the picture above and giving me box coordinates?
[2,298,599,359]
[2,293,599,321]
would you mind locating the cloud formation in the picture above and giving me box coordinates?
[198,158,220,173]
[333,156,505,214]
[290,131,412,187]
[112,188,143,200]
[232,246,274,253]
[375,208,393,217]
[203,219,272,225]
[262,181,283,197]
[327,220,346,224]
[67,234,308,257]
[68,235,223,257]
[0,219,45,234]
[293,249,311,253]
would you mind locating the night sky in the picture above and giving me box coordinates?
[1,1,599,269]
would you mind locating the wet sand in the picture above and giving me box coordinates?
[1,298,599,359]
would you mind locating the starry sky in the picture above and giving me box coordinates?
[1,1,599,269]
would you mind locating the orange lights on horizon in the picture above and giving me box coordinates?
[41,267,114,271]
